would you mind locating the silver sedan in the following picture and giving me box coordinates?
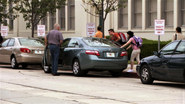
[0,37,45,69]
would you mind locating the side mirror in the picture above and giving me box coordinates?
[153,51,159,56]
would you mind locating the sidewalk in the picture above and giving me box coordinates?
[122,64,139,78]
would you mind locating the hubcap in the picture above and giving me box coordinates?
[11,58,15,67]
[141,68,149,81]
[73,61,79,74]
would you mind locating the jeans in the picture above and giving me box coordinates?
[49,45,60,74]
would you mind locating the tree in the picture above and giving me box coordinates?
[16,0,66,37]
[0,0,19,27]
[82,0,127,38]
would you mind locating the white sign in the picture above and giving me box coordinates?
[86,23,95,36]
[155,20,165,35]
[37,25,45,37]
[1,26,8,36]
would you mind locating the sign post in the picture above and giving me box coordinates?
[155,20,165,51]
[86,23,95,37]
[1,26,8,37]
[37,25,45,37]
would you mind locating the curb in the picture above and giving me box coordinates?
[121,71,139,78]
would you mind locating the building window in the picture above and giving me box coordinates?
[146,0,157,28]
[68,0,75,30]
[41,17,47,31]
[118,0,128,29]
[59,6,65,30]
[181,0,185,27]
[162,0,173,27]
[133,0,142,28]
[49,13,56,30]
[34,16,39,31]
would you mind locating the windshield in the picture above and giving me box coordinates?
[82,37,119,47]
[19,38,45,46]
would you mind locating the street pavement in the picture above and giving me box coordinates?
[122,64,139,78]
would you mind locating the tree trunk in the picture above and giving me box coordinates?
[32,23,34,38]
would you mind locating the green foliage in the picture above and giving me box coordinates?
[16,0,66,37]
[0,0,20,26]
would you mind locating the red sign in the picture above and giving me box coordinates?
[37,25,45,37]
[1,26,8,36]
[155,20,165,35]
[86,23,95,36]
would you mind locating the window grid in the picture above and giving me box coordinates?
[59,6,65,30]
[181,0,185,26]
[163,0,174,27]
[68,0,75,30]
[118,0,128,29]
[50,13,56,30]
[134,0,142,28]
[41,17,47,31]
[147,0,157,28]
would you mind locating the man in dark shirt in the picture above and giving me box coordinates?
[45,23,63,76]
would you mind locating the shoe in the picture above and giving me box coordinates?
[52,73,60,76]
[127,69,133,72]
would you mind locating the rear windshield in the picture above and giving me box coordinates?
[82,37,119,47]
[19,38,45,46]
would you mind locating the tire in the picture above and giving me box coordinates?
[22,64,28,68]
[42,58,51,73]
[140,65,154,84]
[72,59,84,76]
[11,56,19,69]
[110,70,122,77]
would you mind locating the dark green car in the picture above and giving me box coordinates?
[42,37,128,77]
[137,39,185,84]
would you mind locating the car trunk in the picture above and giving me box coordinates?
[91,47,127,59]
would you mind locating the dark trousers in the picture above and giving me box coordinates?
[49,45,60,74]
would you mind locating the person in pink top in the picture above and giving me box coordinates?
[120,31,141,72]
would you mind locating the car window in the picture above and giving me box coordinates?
[19,38,45,46]
[160,41,178,55]
[8,39,15,46]
[68,39,78,47]
[62,39,70,47]
[175,41,185,54]
[1,39,10,47]
[82,38,119,47]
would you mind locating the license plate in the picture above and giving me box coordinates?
[106,52,115,57]
[35,50,42,54]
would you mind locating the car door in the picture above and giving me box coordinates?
[4,39,15,63]
[62,38,80,67]
[59,39,70,67]
[167,41,185,81]
[151,42,179,79]
[0,39,10,63]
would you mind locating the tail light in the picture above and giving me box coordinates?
[120,51,127,57]
[20,48,31,53]
[85,50,100,56]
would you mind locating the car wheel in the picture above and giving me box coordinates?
[22,64,28,68]
[140,65,154,84]
[72,59,84,76]
[42,58,51,73]
[11,56,19,69]
[110,70,122,77]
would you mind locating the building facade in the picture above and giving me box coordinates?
[1,0,185,41]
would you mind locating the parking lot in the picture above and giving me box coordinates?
[0,64,185,104]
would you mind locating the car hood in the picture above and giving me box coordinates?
[140,55,155,62]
